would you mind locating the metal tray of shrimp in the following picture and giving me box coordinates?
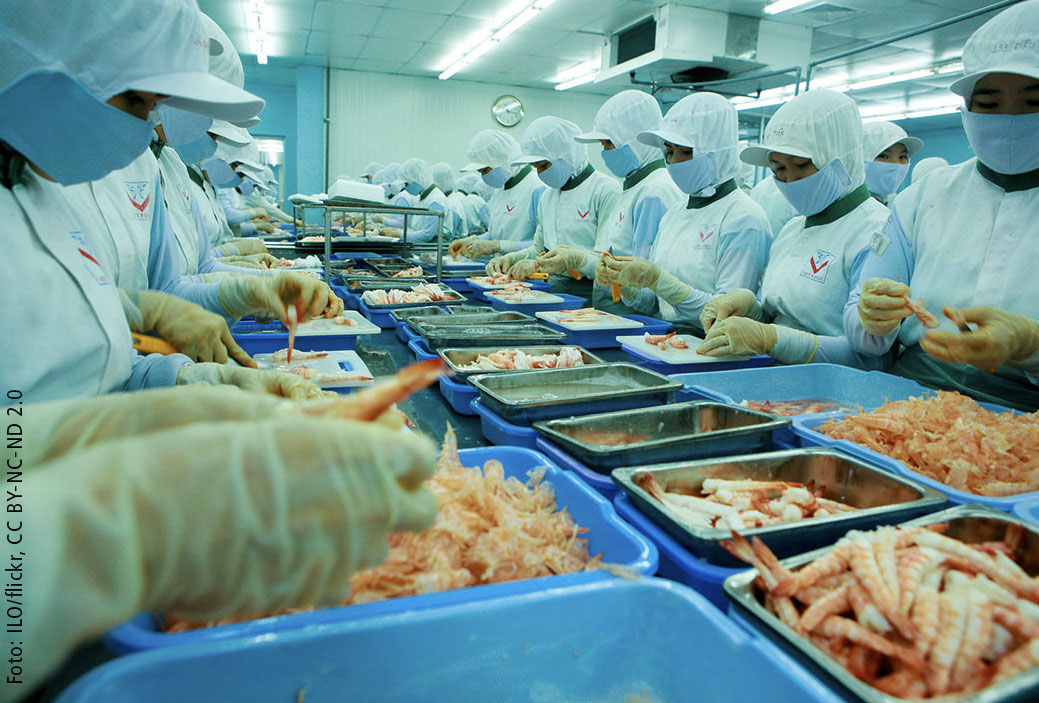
[417,323,566,350]
[360,287,468,310]
[723,504,1039,703]
[470,363,684,425]
[535,402,791,472]
[439,346,605,378]
[389,305,485,324]
[408,311,535,330]
[348,278,431,291]
[612,447,946,567]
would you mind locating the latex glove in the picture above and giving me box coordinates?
[449,236,475,258]
[921,306,1039,373]
[700,289,761,333]
[379,227,402,239]
[507,258,539,281]
[324,287,345,318]
[121,289,255,367]
[16,415,438,693]
[465,239,502,259]
[537,246,591,276]
[858,278,912,336]
[247,207,267,219]
[699,317,777,357]
[219,253,279,269]
[255,221,275,234]
[231,238,269,256]
[177,362,328,399]
[487,250,525,276]
[218,271,332,322]
[218,256,264,270]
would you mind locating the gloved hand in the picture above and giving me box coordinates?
[507,258,539,281]
[537,246,591,276]
[596,255,655,287]
[921,306,1039,373]
[858,278,912,336]
[464,239,502,259]
[255,222,275,234]
[700,289,761,333]
[379,227,402,239]
[324,287,345,318]
[230,238,269,256]
[487,250,526,276]
[219,253,279,269]
[177,363,328,399]
[16,415,438,693]
[449,236,476,258]
[120,289,255,367]
[698,317,777,357]
[218,271,332,322]
[248,207,268,219]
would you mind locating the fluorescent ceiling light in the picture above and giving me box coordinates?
[246,0,268,64]
[862,105,959,122]
[763,0,815,15]
[552,59,599,85]
[555,72,596,91]
[439,0,561,80]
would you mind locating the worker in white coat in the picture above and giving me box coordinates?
[749,175,799,240]
[379,158,449,244]
[910,156,949,184]
[862,121,924,203]
[430,161,467,239]
[487,117,620,298]
[699,90,890,369]
[374,162,404,202]
[451,130,544,258]
[847,0,1039,411]
[360,161,384,183]
[455,172,491,235]
[597,92,771,331]
[571,90,684,314]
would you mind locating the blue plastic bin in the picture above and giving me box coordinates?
[73,579,841,703]
[614,493,744,611]
[104,446,657,654]
[394,318,419,344]
[487,292,587,315]
[471,398,538,448]
[1012,496,1039,525]
[538,314,672,349]
[439,374,478,415]
[357,299,402,329]
[407,338,437,361]
[329,251,384,261]
[443,277,473,294]
[230,320,357,354]
[622,341,772,375]
[535,437,618,500]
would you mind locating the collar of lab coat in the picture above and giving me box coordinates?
[623,159,665,191]
[805,184,870,228]
[686,179,737,209]
[504,164,532,190]
[976,161,1039,193]
[560,163,595,192]
[420,183,437,200]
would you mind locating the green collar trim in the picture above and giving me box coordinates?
[420,184,436,200]
[805,184,870,228]
[976,161,1039,193]
[149,138,165,159]
[443,189,454,197]
[185,165,206,190]
[561,163,594,191]
[686,179,737,209]
[504,165,532,190]
[624,159,665,190]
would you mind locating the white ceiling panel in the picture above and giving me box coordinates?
[386,0,466,13]
[356,36,425,62]
[369,8,450,41]
[327,33,370,59]
[453,0,505,22]
[311,1,384,35]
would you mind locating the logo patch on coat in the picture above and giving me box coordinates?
[799,249,835,284]
[691,223,717,250]
[576,208,590,220]
[505,203,515,213]
[124,181,152,220]
[70,232,110,285]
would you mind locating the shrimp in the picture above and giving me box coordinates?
[817,616,928,671]
[309,358,448,423]
[903,295,939,329]
[913,531,1039,602]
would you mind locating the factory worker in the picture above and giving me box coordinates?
[862,121,924,203]
[573,90,684,314]
[597,92,771,330]
[379,158,449,244]
[487,117,620,298]
[910,156,949,184]
[430,161,468,239]
[749,174,799,238]
[361,160,384,183]
[699,90,890,369]
[847,0,1039,410]
[244,166,295,223]
[451,130,544,259]
[455,172,491,235]
[0,0,331,402]
[375,161,404,202]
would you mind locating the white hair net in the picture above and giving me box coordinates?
[400,158,432,188]
[741,90,865,195]
[638,92,739,186]
[576,90,662,168]
[362,161,383,178]
[373,162,401,185]
[513,117,589,171]
[430,162,456,193]
[861,121,923,160]
[457,172,481,193]
[910,156,949,184]
[463,130,522,172]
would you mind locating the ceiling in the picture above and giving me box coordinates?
[203,0,1017,125]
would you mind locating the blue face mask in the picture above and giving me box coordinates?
[774,159,852,217]
[601,144,641,178]
[155,104,213,147]
[238,178,259,195]
[405,181,424,196]
[481,167,510,189]
[202,157,240,188]
[864,160,909,197]
[172,134,217,166]
[0,69,154,186]
[666,153,719,196]
[961,108,1039,175]
[538,158,575,189]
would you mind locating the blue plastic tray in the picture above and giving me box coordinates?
[104,446,657,654]
[74,579,840,703]
[487,292,587,315]
[623,341,772,375]
[793,408,1038,513]
[439,374,478,415]
[407,338,437,361]
[614,493,744,611]
[1013,496,1039,525]
[538,314,672,349]
[329,251,385,260]
[357,299,402,329]
[394,318,419,344]
[535,437,618,500]
[443,278,473,294]
[471,398,538,448]
[230,319,357,354]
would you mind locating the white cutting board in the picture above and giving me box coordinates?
[537,310,644,331]
[486,289,563,304]
[616,334,753,363]
[295,311,381,336]
[253,350,374,389]
[467,276,531,290]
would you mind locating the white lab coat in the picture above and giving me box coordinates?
[529,167,620,253]
[749,176,799,240]
[157,146,206,276]
[594,165,683,258]
[462,193,489,234]
[483,167,544,245]
[187,166,235,247]
[444,191,469,239]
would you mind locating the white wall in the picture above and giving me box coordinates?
[328,70,615,181]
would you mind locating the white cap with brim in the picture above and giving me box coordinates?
[232,116,262,128]
[233,159,266,179]
[208,119,252,147]
[511,153,551,166]
[740,143,814,167]
[573,130,611,144]
[898,137,925,158]
[949,0,1039,98]
[460,162,488,172]
[127,71,264,124]
[637,127,695,150]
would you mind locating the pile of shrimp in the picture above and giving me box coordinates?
[489,288,555,303]
[285,366,373,383]
[361,283,454,305]
[553,308,618,325]
[469,274,529,287]
[724,523,1039,699]
[390,266,424,278]
[636,473,855,531]
[741,399,856,416]
[644,331,688,350]
[164,426,600,632]
[458,346,585,371]
[819,391,1039,496]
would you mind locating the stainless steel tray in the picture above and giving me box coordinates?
[408,311,534,331]
[724,504,1039,703]
[613,447,946,566]
[470,363,683,425]
[535,402,791,472]
[418,323,566,350]
[350,278,430,291]
[389,305,487,324]
[360,287,467,310]
[439,346,604,378]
